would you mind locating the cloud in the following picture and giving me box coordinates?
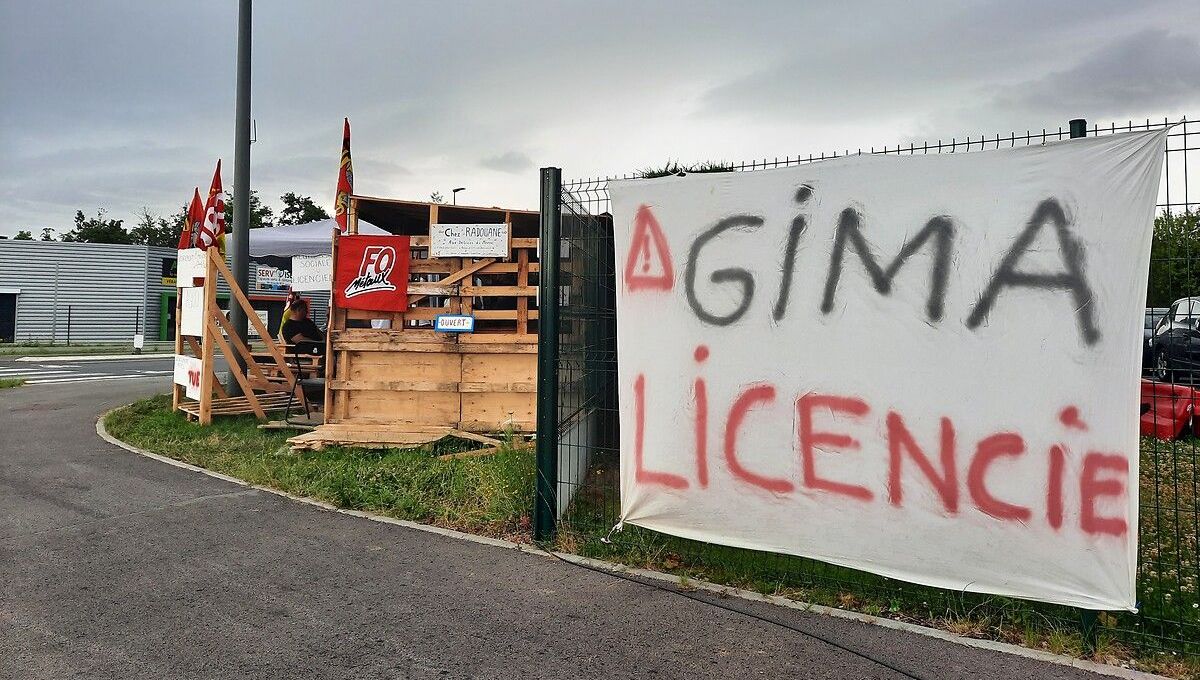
[2,0,1198,236]
[480,151,533,174]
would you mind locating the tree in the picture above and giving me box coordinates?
[278,192,330,225]
[61,209,131,244]
[430,191,445,204]
[13,230,33,240]
[40,227,55,241]
[130,206,186,248]
[1147,210,1200,307]
[224,190,274,229]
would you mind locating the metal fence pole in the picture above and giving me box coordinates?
[1069,117,1101,655]
[534,167,563,542]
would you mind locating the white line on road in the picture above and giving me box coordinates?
[26,373,170,385]
[15,353,174,363]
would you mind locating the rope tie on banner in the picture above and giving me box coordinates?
[600,520,624,545]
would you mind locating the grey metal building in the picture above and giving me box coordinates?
[0,241,327,344]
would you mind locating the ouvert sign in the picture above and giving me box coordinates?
[608,130,1166,611]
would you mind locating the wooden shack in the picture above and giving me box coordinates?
[289,196,540,450]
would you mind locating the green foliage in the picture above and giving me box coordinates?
[0,378,25,388]
[224,189,275,229]
[40,227,55,241]
[639,160,735,179]
[13,230,33,240]
[130,205,187,248]
[61,209,131,244]
[278,192,330,225]
[1147,210,1200,307]
[430,191,446,204]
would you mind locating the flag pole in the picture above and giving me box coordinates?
[229,0,252,394]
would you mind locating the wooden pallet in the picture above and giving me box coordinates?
[287,423,503,452]
[179,392,294,419]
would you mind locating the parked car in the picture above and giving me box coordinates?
[1148,298,1200,381]
[1144,307,1169,368]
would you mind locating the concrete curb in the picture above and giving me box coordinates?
[95,410,1167,680]
[17,353,174,362]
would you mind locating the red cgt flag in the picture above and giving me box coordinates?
[180,188,204,250]
[333,235,411,312]
[334,118,353,233]
[198,160,226,255]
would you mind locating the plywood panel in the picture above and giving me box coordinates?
[346,390,460,427]
[347,351,461,382]
[462,353,535,385]
[462,392,536,432]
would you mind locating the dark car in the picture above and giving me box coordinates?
[1148,298,1200,381]
[1143,307,1169,368]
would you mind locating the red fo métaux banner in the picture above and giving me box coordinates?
[333,235,411,312]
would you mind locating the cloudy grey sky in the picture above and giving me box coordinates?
[1,0,1198,237]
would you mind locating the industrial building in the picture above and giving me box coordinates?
[0,240,327,344]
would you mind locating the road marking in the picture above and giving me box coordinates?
[26,373,170,385]
[0,369,75,378]
[15,353,174,363]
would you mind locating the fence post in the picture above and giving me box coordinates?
[67,305,72,347]
[1070,114,1102,657]
[534,167,562,542]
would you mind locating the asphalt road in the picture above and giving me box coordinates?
[0,355,228,387]
[0,378,1116,679]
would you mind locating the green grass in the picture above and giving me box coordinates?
[103,395,535,540]
[0,377,24,389]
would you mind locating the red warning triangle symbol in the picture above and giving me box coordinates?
[624,205,674,291]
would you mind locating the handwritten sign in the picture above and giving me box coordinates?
[176,248,206,287]
[434,314,475,332]
[430,223,509,258]
[608,130,1167,611]
[179,287,205,337]
[173,354,203,400]
[292,254,332,292]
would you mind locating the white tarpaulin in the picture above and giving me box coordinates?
[244,218,388,257]
[608,130,1166,611]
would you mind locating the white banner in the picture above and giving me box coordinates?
[292,254,332,292]
[430,223,510,258]
[177,248,206,287]
[179,287,205,337]
[173,354,203,400]
[609,130,1166,611]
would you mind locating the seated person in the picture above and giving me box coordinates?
[280,298,325,355]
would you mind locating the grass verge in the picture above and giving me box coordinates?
[0,377,25,389]
[103,395,535,541]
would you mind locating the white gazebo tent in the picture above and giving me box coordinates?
[245,218,387,257]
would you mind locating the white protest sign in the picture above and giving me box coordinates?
[173,354,203,400]
[179,287,205,337]
[176,248,207,287]
[608,130,1166,611]
[292,254,332,292]
[430,223,509,258]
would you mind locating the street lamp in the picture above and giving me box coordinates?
[452,187,466,205]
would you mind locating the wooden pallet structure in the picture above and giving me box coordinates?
[173,247,301,425]
[288,196,540,452]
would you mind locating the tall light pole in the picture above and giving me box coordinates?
[452,187,465,205]
[229,0,252,394]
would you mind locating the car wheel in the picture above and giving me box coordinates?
[1154,348,1174,382]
